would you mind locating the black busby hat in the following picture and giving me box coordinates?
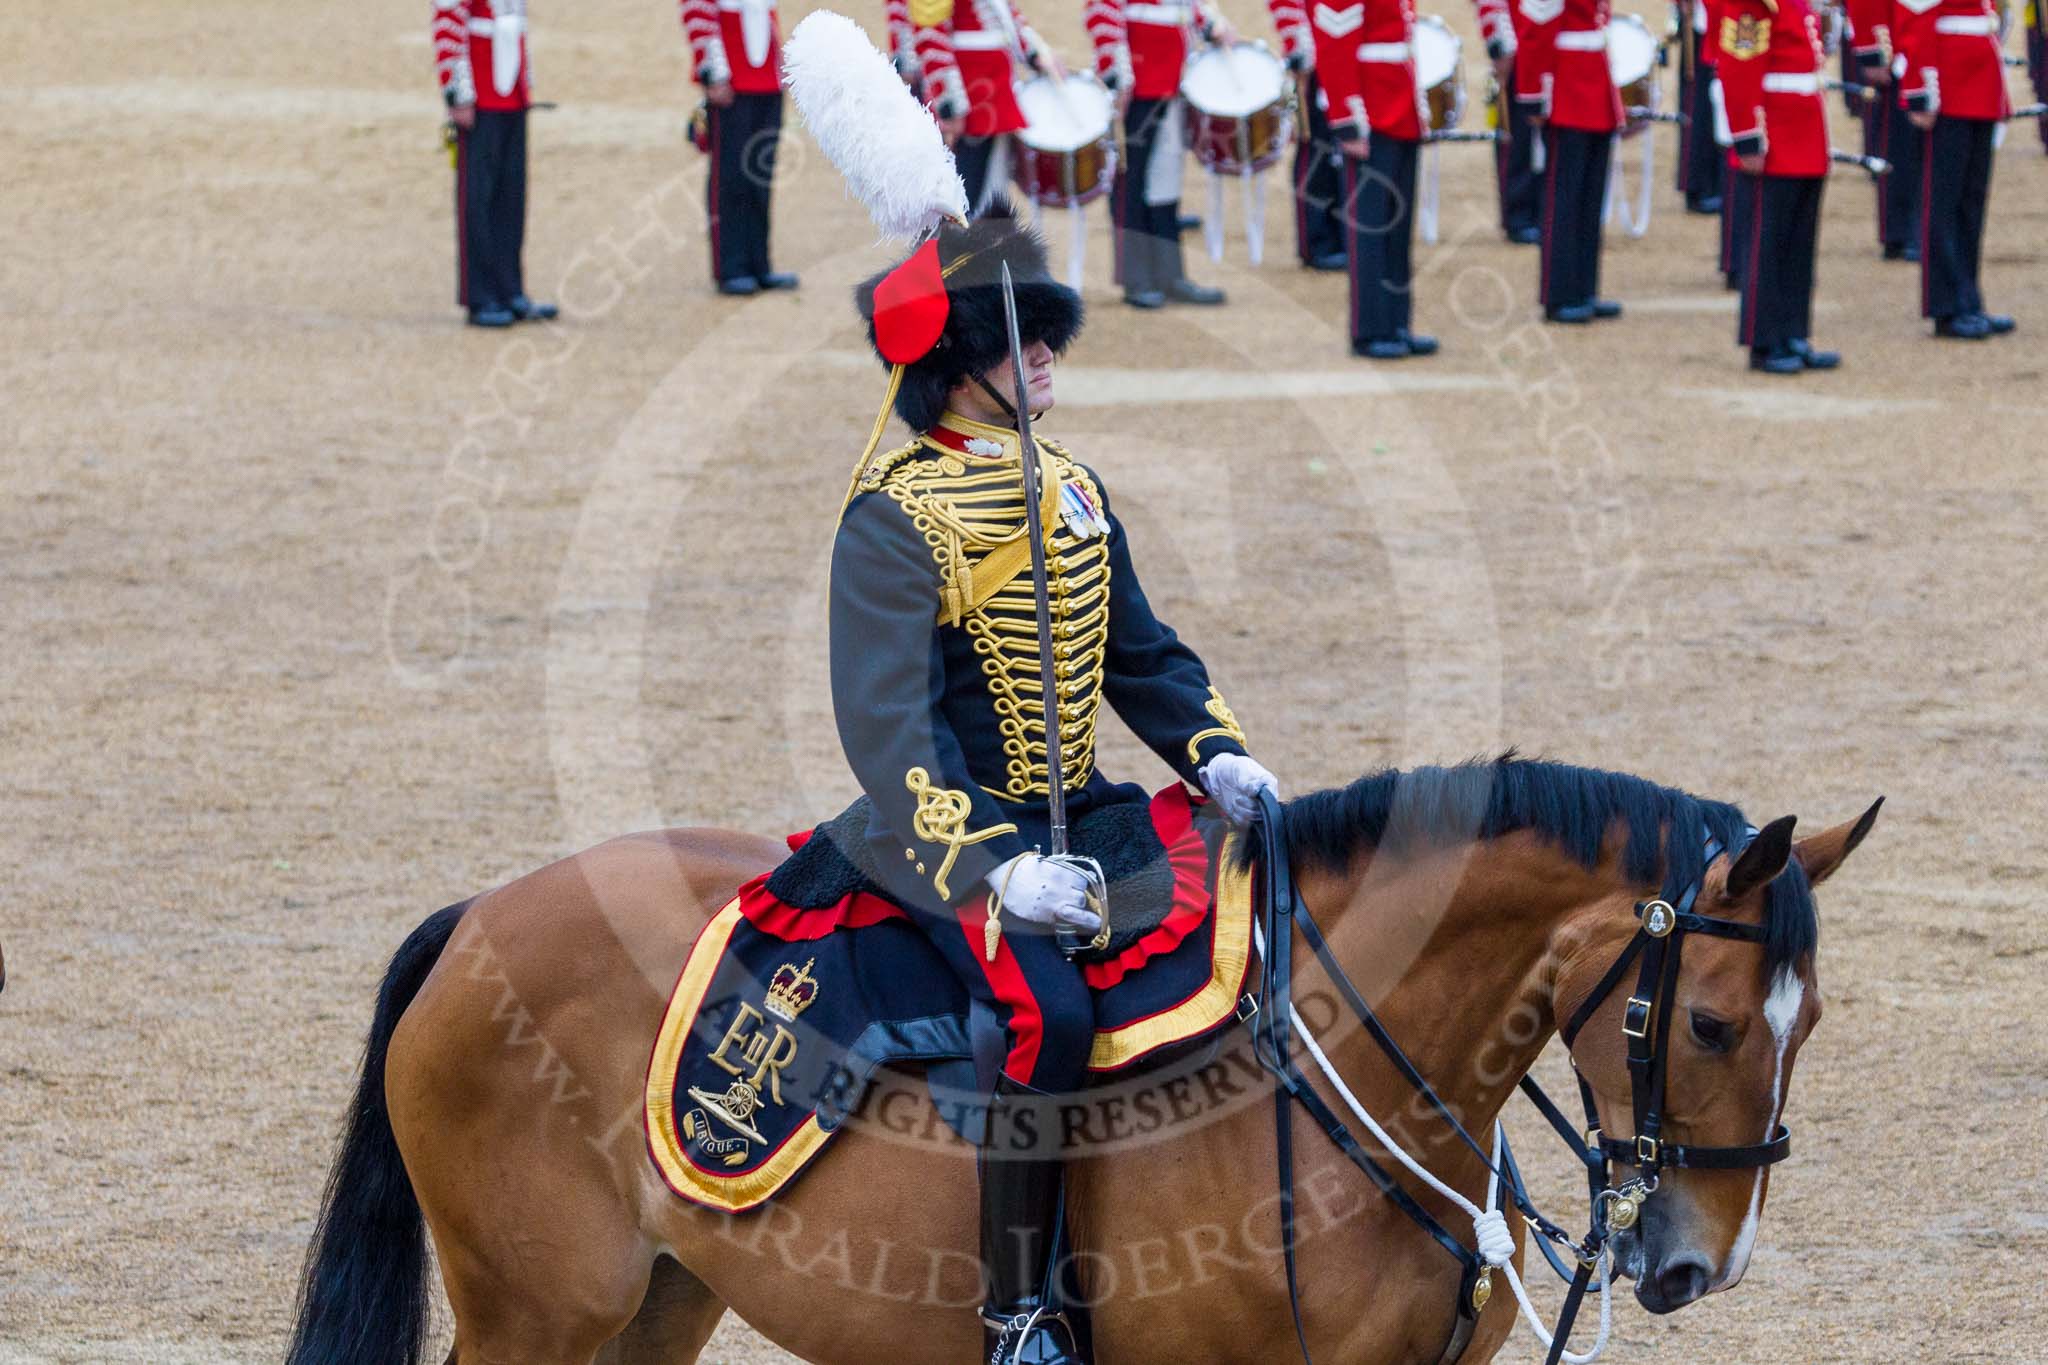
[854,199,1085,434]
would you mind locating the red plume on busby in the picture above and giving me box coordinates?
[856,201,1084,433]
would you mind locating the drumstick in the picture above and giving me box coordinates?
[2010,102,2048,120]
[1425,129,1504,143]
[1832,149,1890,174]
[1626,106,1685,123]
[1825,78,1875,98]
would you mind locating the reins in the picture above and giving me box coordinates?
[1242,791,1795,1365]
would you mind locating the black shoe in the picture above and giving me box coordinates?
[1935,313,1991,339]
[757,271,801,290]
[1546,304,1595,324]
[1123,289,1168,309]
[1789,338,1841,370]
[1686,195,1723,215]
[509,295,559,321]
[1308,250,1349,271]
[1971,311,2016,335]
[981,1079,1085,1365]
[1881,242,1910,261]
[467,306,516,328]
[1177,213,1203,233]
[716,276,760,296]
[1749,345,1804,374]
[1353,337,1411,359]
[1166,278,1227,305]
[1590,299,1623,319]
[1398,329,1439,356]
[1724,273,1743,292]
[1506,225,1542,245]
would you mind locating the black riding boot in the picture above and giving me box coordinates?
[980,1077,1085,1365]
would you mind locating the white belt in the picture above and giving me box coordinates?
[1555,26,1608,50]
[1762,71,1821,93]
[1357,40,1413,61]
[1126,2,1193,24]
[952,29,1010,49]
[467,17,498,34]
[1934,14,1995,33]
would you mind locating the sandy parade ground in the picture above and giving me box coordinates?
[4,0,2046,1361]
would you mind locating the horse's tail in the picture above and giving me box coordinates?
[285,900,468,1365]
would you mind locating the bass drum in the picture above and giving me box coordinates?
[1181,42,1291,176]
[1012,73,1117,208]
[1413,15,1466,131]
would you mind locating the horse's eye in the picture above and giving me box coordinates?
[1690,1012,1733,1054]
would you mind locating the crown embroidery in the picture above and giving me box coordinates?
[764,958,821,1021]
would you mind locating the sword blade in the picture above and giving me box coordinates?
[998,262,1068,859]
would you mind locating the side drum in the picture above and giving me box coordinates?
[1013,74,1116,208]
[1181,43,1290,176]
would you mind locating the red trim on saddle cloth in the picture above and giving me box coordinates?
[1080,786,1212,989]
[731,786,1217,981]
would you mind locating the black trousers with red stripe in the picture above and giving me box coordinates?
[455,108,529,314]
[1873,92,1924,251]
[1679,56,1723,205]
[1920,114,1996,320]
[1739,172,1823,352]
[1719,164,1754,288]
[2033,24,2048,152]
[1539,126,1611,311]
[1294,72,1347,262]
[1112,97,1190,295]
[915,898,1095,1094]
[1342,135,1420,344]
[1495,61,1541,234]
[706,92,783,285]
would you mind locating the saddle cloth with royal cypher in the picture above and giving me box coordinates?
[642,785,1252,1212]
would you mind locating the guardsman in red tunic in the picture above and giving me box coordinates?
[1088,0,1234,306]
[1679,0,1729,212]
[1515,0,1626,321]
[908,0,1067,212]
[1896,0,2016,336]
[1313,0,1438,355]
[681,0,796,294]
[1477,0,1545,240]
[1267,0,1349,265]
[433,0,557,327]
[1718,0,1842,371]
[1846,0,1923,257]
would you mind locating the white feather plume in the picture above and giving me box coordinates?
[782,10,969,239]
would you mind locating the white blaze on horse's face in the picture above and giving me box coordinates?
[1625,939,1822,1315]
[1712,964,1806,1292]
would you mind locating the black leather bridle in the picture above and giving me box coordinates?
[1246,792,1798,1365]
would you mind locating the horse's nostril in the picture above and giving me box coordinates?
[1653,1259,1711,1310]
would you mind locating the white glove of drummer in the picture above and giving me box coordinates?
[1200,753,1280,826]
[986,852,1102,933]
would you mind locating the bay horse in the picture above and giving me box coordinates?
[286,757,1878,1365]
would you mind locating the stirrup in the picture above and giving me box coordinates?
[981,1304,1080,1365]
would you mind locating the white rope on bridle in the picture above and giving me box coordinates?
[1254,922,1615,1365]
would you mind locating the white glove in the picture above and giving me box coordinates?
[1200,753,1280,826]
[986,853,1103,933]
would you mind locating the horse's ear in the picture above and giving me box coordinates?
[1723,815,1797,902]
[1794,796,1884,887]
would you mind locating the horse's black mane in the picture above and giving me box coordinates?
[1242,753,1817,972]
